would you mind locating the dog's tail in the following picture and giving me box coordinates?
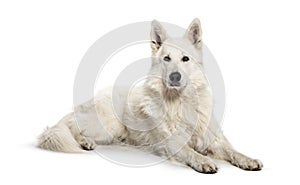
[37,113,82,153]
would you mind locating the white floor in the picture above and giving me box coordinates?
[0,144,272,185]
[2,125,297,185]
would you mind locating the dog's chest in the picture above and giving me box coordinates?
[162,100,198,134]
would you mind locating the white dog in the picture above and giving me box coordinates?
[38,19,263,173]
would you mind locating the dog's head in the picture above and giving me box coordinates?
[149,19,207,94]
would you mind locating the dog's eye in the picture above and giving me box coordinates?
[182,56,189,62]
[163,56,171,62]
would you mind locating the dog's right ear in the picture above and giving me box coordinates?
[185,18,202,49]
[151,20,167,52]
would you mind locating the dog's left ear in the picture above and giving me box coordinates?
[151,20,167,52]
[185,18,202,48]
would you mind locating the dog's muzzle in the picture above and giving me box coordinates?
[169,72,181,87]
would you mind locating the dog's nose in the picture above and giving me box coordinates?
[169,72,181,82]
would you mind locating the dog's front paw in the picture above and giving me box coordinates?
[233,158,263,171]
[79,137,96,151]
[190,160,218,174]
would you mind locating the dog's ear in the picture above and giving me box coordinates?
[151,20,167,52]
[185,18,202,48]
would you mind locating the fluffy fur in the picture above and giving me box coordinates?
[38,18,263,173]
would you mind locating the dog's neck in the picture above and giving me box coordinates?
[162,87,181,102]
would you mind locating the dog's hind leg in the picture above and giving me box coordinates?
[67,120,97,151]
[204,133,263,171]
[38,112,97,152]
[38,113,84,153]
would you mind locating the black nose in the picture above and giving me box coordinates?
[169,72,181,82]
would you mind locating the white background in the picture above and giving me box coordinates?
[1,0,299,184]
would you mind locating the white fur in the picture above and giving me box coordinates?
[38,113,82,153]
[38,19,263,173]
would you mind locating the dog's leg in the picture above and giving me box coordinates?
[67,120,97,151]
[75,135,97,151]
[156,144,218,174]
[180,146,218,174]
[38,113,92,153]
[204,133,263,171]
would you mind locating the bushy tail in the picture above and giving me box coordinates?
[37,114,83,153]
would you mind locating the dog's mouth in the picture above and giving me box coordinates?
[166,81,186,91]
[169,81,181,87]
